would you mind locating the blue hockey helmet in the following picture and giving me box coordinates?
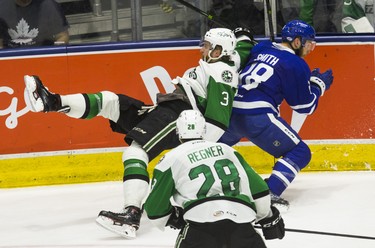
[281,20,316,45]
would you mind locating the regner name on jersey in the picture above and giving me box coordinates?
[145,140,270,230]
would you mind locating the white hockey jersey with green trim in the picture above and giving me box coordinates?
[144,140,271,231]
[172,39,253,141]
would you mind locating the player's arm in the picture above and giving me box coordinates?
[144,160,176,231]
[285,77,320,115]
[285,66,333,115]
[233,27,256,70]
[233,151,271,219]
[234,150,285,240]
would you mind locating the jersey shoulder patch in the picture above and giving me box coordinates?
[221,70,234,83]
[199,60,238,86]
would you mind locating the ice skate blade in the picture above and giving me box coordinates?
[95,215,137,239]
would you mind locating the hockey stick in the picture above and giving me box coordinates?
[264,0,275,41]
[175,0,258,35]
[174,0,231,28]
[254,226,375,240]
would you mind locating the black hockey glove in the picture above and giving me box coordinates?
[233,27,254,41]
[166,206,186,230]
[257,206,285,240]
[310,68,334,96]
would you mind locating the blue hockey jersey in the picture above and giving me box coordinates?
[233,40,321,116]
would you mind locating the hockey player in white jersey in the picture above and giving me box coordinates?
[144,109,285,247]
[24,28,254,239]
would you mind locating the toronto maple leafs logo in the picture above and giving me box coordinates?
[8,18,38,46]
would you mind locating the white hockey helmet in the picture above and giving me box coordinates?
[203,28,236,58]
[176,110,206,140]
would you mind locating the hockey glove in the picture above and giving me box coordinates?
[166,206,185,230]
[310,68,334,96]
[233,27,255,42]
[257,206,285,240]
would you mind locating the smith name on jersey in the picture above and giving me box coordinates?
[233,40,320,116]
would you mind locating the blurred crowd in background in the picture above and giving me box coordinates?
[0,0,374,48]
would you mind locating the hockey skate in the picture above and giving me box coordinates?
[270,192,290,212]
[95,206,142,239]
[24,75,70,113]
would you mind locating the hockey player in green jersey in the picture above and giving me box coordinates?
[144,109,285,248]
[24,28,254,239]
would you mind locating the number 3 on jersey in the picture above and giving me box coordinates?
[220,91,229,106]
[189,159,240,198]
[240,63,274,90]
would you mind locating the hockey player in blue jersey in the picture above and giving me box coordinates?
[219,20,334,207]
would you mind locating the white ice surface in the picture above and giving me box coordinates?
[1,171,375,248]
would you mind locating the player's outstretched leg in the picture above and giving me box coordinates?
[96,142,150,239]
[95,206,142,239]
[24,75,70,113]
